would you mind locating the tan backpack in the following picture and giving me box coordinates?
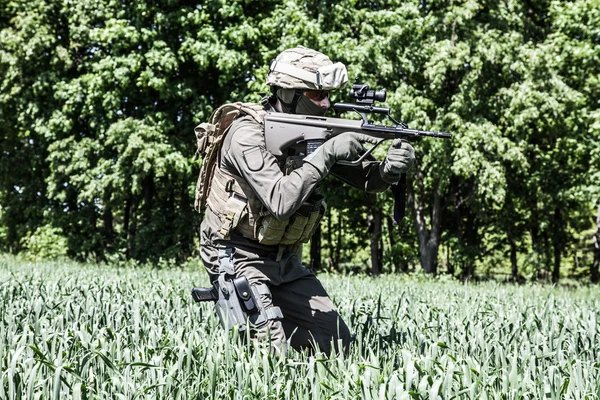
[194,102,266,211]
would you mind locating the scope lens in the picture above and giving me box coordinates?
[349,84,386,103]
[373,89,386,102]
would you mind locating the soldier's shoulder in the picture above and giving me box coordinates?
[230,103,266,130]
[230,113,263,132]
[227,112,266,148]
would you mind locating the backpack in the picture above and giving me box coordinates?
[194,102,266,211]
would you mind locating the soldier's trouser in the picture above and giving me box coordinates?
[267,274,350,354]
[205,245,351,355]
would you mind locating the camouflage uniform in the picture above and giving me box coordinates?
[198,46,412,354]
[200,113,393,354]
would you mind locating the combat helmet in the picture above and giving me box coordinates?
[266,46,348,91]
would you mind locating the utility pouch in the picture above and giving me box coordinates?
[298,201,326,243]
[194,122,216,159]
[280,203,313,245]
[256,216,288,245]
[256,196,326,246]
[218,194,248,239]
[232,276,258,315]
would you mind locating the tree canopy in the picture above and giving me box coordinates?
[1,0,598,282]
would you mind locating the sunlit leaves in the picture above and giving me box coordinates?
[0,0,598,272]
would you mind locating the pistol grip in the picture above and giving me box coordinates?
[191,287,218,302]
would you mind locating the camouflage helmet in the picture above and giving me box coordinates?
[266,46,348,91]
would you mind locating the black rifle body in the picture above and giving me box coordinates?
[264,110,452,160]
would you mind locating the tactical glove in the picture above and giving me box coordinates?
[304,132,379,177]
[379,139,415,184]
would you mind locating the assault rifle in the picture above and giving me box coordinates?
[264,82,452,223]
[264,82,452,166]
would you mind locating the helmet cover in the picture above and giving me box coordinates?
[266,46,348,90]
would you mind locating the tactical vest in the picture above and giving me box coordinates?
[194,103,325,246]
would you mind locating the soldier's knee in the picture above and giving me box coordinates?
[306,317,352,355]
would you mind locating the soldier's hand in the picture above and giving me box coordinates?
[304,132,379,177]
[379,139,415,183]
[325,132,379,161]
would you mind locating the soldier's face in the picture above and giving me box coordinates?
[303,90,330,109]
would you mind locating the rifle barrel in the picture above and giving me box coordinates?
[361,123,453,139]
[401,128,453,139]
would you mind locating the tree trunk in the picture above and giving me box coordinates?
[407,170,442,275]
[369,209,382,275]
[553,242,561,284]
[310,224,322,271]
[446,246,455,276]
[463,211,478,278]
[126,196,138,259]
[386,214,396,248]
[87,205,98,260]
[509,236,518,280]
[143,174,154,222]
[166,184,176,248]
[335,213,342,268]
[386,215,405,272]
[591,200,600,284]
[552,207,562,284]
[179,184,194,261]
[124,198,130,243]
[326,211,333,269]
[103,207,114,245]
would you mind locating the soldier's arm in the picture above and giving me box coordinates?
[222,117,322,220]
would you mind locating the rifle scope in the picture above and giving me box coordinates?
[350,83,386,105]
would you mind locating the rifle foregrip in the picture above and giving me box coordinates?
[191,287,218,302]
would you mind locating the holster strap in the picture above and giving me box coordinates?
[218,248,235,275]
[251,283,284,325]
[263,306,283,320]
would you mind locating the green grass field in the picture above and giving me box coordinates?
[1,256,599,399]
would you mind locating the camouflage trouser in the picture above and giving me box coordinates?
[203,244,351,355]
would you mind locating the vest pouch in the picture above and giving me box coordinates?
[217,194,248,240]
[298,201,326,243]
[194,122,216,158]
[194,122,218,210]
[257,215,288,245]
[280,203,313,245]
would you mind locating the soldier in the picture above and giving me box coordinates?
[197,46,415,354]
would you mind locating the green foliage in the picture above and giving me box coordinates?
[19,224,68,261]
[2,257,600,398]
[0,0,598,280]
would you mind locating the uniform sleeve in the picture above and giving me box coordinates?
[330,160,390,193]
[221,116,323,220]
